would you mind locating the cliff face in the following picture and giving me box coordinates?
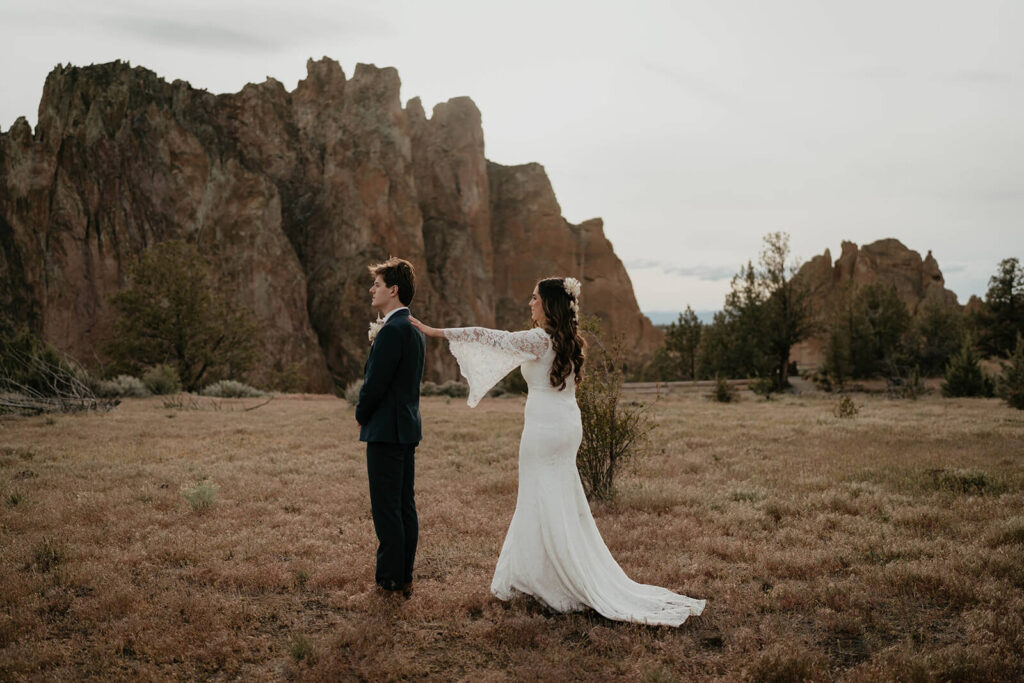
[791,238,961,369]
[0,59,659,390]
[487,162,661,349]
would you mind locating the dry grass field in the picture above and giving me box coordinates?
[1,389,1023,681]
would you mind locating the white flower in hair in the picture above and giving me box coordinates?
[563,277,581,300]
[368,315,384,343]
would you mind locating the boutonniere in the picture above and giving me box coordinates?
[368,315,384,344]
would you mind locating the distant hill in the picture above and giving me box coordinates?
[644,310,717,326]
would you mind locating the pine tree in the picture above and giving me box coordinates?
[941,336,994,398]
[663,306,702,380]
[759,232,815,389]
[973,257,1024,358]
[997,333,1024,410]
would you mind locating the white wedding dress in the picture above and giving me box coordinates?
[444,326,705,626]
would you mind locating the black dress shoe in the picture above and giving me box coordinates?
[376,579,407,595]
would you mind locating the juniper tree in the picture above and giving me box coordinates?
[997,333,1024,410]
[941,335,994,398]
[974,257,1024,358]
[107,241,258,392]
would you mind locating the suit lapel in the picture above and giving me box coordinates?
[365,309,409,376]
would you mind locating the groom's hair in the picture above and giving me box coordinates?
[368,257,416,305]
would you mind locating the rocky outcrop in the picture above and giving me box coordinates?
[488,162,660,349]
[0,59,659,390]
[790,239,961,369]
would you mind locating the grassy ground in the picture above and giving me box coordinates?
[1,390,1022,681]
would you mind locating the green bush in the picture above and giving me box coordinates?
[142,364,182,395]
[748,376,774,399]
[420,380,469,398]
[201,379,264,398]
[96,375,151,398]
[439,380,468,398]
[709,375,736,403]
[997,333,1024,410]
[833,395,859,418]
[497,369,528,396]
[888,365,927,400]
[941,337,994,398]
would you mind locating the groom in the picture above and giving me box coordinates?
[355,257,425,595]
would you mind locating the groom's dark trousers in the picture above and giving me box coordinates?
[355,309,425,591]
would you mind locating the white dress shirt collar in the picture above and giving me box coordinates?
[381,306,409,324]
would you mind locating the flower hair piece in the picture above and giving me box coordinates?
[563,277,581,321]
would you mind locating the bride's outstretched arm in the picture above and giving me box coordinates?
[409,316,444,338]
[428,326,550,407]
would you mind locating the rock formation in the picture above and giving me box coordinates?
[790,238,961,369]
[0,59,659,391]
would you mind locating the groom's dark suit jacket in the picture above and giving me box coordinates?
[356,309,425,443]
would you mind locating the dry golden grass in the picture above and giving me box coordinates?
[1,390,1022,681]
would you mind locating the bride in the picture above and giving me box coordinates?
[410,277,705,626]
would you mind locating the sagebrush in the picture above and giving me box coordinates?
[143,364,182,395]
[182,481,218,513]
[576,316,653,501]
[202,380,264,398]
[95,375,150,398]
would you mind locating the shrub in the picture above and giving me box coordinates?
[709,375,736,403]
[96,375,151,398]
[289,634,314,663]
[439,380,468,398]
[497,369,528,396]
[345,380,363,406]
[182,481,218,513]
[32,537,68,573]
[577,316,654,501]
[1,328,113,414]
[833,395,859,418]
[142,364,182,395]
[997,333,1024,410]
[888,365,927,400]
[929,468,993,495]
[805,367,837,392]
[941,337,994,397]
[748,376,774,399]
[201,379,264,398]
[419,380,469,397]
[1,328,90,395]
[162,394,210,411]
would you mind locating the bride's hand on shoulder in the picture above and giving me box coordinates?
[410,316,444,338]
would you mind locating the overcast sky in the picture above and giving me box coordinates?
[2,0,1021,313]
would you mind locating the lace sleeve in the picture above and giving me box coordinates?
[443,327,550,407]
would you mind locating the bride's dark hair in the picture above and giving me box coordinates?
[536,278,585,390]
